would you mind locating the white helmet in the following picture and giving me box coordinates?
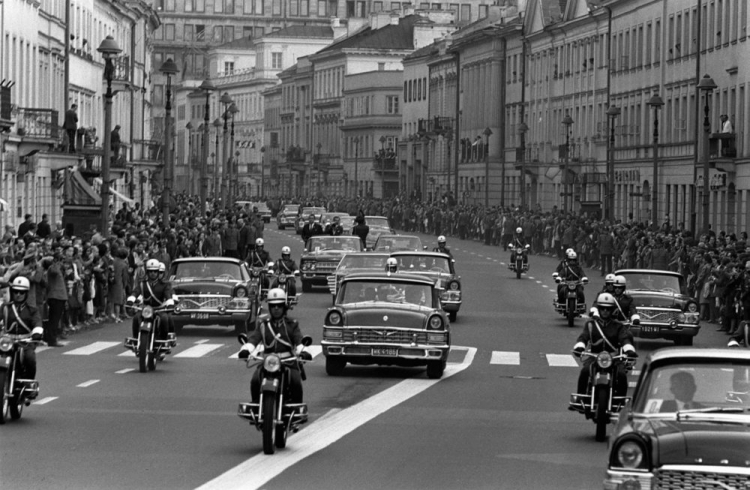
[281,246,291,256]
[566,250,577,261]
[386,257,398,273]
[565,248,574,256]
[158,262,166,273]
[604,273,616,284]
[146,258,160,271]
[266,287,287,305]
[437,235,446,244]
[10,276,30,292]
[596,292,617,309]
[516,227,523,234]
[256,238,264,247]
[613,275,627,289]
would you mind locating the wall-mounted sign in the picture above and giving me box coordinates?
[614,169,640,183]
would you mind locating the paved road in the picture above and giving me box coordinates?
[0,226,731,490]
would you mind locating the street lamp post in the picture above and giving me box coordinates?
[159,58,179,227]
[228,102,239,204]
[213,117,221,198]
[483,127,492,208]
[698,74,717,235]
[353,136,360,198]
[219,92,233,206]
[316,142,322,196]
[517,121,529,210]
[606,105,621,221]
[186,121,193,195]
[260,146,265,198]
[561,114,574,214]
[199,79,215,215]
[647,94,664,228]
[97,35,122,238]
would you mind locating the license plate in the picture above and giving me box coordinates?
[640,325,660,334]
[372,348,398,356]
[190,313,210,320]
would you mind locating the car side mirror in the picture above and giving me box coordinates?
[301,335,313,347]
[237,333,248,345]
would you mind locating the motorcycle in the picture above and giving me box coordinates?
[508,244,530,279]
[236,334,313,454]
[123,305,177,373]
[0,331,40,423]
[249,265,274,300]
[271,269,300,308]
[569,349,635,442]
[552,274,588,327]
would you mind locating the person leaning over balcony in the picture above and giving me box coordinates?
[63,103,78,153]
[111,125,121,160]
[720,114,734,134]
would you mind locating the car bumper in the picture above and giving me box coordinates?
[301,272,334,285]
[629,322,700,340]
[603,469,653,490]
[321,341,450,362]
[171,308,252,326]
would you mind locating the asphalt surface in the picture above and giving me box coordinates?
[0,225,733,490]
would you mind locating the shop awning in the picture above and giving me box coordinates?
[94,178,135,204]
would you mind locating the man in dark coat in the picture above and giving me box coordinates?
[63,103,78,152]
[352,215,369,249]
[36,214,51,239]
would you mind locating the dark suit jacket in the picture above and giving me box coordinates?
[659,400,704,412]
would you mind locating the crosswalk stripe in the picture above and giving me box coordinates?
[628,381,637,388]
[546,354,579,367]
[36,346,52,353]
[34,397,58,405]
[174,343,223,358]
[490,351,520,365]
[631,370,641,376]
[119,350,134,357]
[195,339,210,344]
[116,368,135,374]
[64,341,120,356]
[77,379,100,388]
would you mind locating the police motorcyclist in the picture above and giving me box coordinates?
[509,227,529,267]
[127,258,175,345]
[571,292,637,404]
[271,246,299,297]
[325,216,344,236]
[601,274,616,294]
[238,288,312,404]
[433,235,453,258]
[554,249,588,305]
[385,257,398,274]
[0,277,43,391]
[248,238,271,291]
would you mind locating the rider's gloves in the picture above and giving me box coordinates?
[573,342,585,357]
[590,307,600,319]
[126,295,136,307]
[631,314,641,326]
[626,350,639,358]
[299,351,313,361]
[728,340,740,348]
[238,343,255,359]
[165,299,175,307]
[623,344,638,358]
[31,326,44,341]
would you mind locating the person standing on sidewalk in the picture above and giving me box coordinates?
[598,226,614,276]
[44,252,68,346]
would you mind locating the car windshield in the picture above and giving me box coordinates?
[375,237,422,251]
[619,273,684,293]
[340,280,433,306]
[635,362,750,414]
[337,255,388,270]
[308,237,362,252]
[172,261,243,280]
[394,255,452,273]
[367,217,390,228]
[282,205,299,213]
[254,203,270,212]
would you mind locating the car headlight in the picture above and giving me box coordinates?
[142,306,154,320]
[448,280,460,291]
[0,335,12,352]
[218,305,227,314]
[596,351,613,369]
[327,311,342,325]
[174,306,182,314]
[611,437,650,470]
[302,263,310,271]
[685,302,698,313]
[428,315,444,330]
[234,286,248,298]
[263,354,281,373]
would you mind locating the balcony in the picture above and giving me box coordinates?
[417,116,454,136]
[373,149,397,172]
[286,145,306,163]
[15,108,59,140]
[557,143,580,166]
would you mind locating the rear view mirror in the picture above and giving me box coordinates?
[301,335,313,347]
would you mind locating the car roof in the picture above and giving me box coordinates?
[615,269,683,278]
[311,235,360,241]
[390,251,451,258]
[647,347,750,364]
[173,257,244,265]
[340,252,390,258]
[376,234,419,240]
[341,272,435,285]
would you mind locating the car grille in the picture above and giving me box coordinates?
[637,308,681,323]
[327,275,337,295]
[178,295,231,309]
[343,328,428,344]
[315,261,339,273]
[655,469,749,489]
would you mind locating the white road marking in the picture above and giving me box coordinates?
[119,350,134,357]
[174,343,223,358]
[546,354,579,367]
[77,379,100,388]
[631,370,641,376]
[490,351,520,365]
[229,345,324,360]
[64,341,121,356]
[535,280,542,284]
[34,397,58,405]
[628,381,637,388]
[116,368,135,374]
[36,346,52,353]
[195,339,210,344]
[197,346,477,490]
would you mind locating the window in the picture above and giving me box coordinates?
[290,0,299,15]
[214,26,223,43]
[224,26,234,41]
[196,24,206,41]
[165,0,175,11]
[420,2,428,7]
[386,96,399,114]
[153,26,163,40]
[301,0,309,15]
[273,0,281,15]
[153,52,163,67]
[184,24,194,41]
[243,26,253,37]
[153,85,164,106]
[272,52,282,69]
[255,26,265,38]
[460,4,470,21]
[214,0,223,12]
[378,62,385,71]
[391,2,401,9]
[224,62,235,74]
[185,0,193,12]
[195,0,205,11]
[655,19,661,63]
[226,0,234,14]
[357,1,366,16]
[373,1,383,11]
[318,0,326,15]
[431,3,441,9]
[165,24,175,40]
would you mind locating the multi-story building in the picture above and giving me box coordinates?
[1,0,158,230]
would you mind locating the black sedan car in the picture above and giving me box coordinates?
[604,348,750,490]
[300,236,363,292]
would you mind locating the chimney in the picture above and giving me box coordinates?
[331,16,347,39]
[370,11,394,30]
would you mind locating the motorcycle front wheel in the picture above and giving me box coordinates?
[0,369,9,424]
[262,395,276,454]
[567,300,576,328]
[595,387,609,442]
[138,334,148,373]
[275,418,288,449]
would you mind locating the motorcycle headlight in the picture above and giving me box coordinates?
[252,270,260,277]
[568,283,577,290]
[685,302,698,313]
[0,336,12,352]
[142,306,154,320]
[279,276,287,284]
[448,280,460,291]
[327,311,342,325]
[234,286,248,298]
[596,351,613,369]
[263,354,281,373]
[428,315,443,330]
